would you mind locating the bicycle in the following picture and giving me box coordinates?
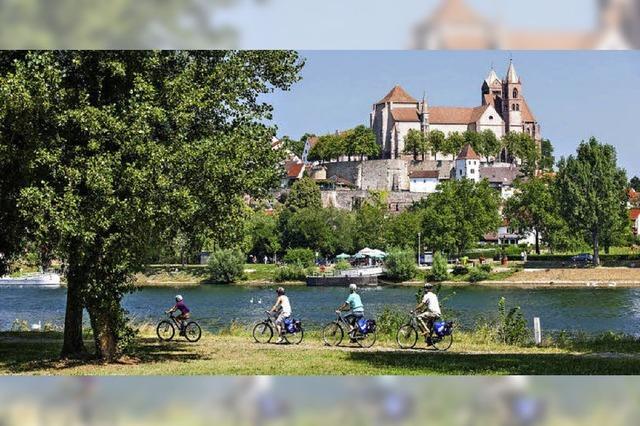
[396,311,453,351]
[156,312,202,342]
[252,310,304,344]
[322,311,377,348]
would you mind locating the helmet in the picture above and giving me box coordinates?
[423,283,433,290]
[349,283,357,292]
[175,295,183,302]
[276,287,285,295]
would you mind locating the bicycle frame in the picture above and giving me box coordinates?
[333,312,364,337]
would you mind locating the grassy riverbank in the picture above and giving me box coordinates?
[2,327,639,375]
[133,264,304,287]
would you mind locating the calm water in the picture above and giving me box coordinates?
[2,285,640,335]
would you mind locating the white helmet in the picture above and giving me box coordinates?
[349,284,357,291]
[175,295,183,302]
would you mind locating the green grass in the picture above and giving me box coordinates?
[134,263,304,287]
[2,328,639,376]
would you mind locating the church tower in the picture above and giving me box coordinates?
[481,66,503,112]
[503,60,522,133]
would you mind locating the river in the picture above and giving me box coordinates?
[2,285,639,335]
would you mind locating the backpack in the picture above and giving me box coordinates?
[366,319,377,333]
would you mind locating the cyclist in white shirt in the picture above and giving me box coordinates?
[415,283,441,339]
[270,287,292,343]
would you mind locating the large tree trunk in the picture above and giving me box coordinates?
[61,270,86,358]
[593,231,600,266]
[535,229,540,255]
[87,304,119,362]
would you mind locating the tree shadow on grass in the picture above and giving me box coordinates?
[346,349,640,375]
[0,334,209,374]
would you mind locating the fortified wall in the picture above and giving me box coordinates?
[321,190,429,212]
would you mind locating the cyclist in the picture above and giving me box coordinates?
[270,287,292,344]
[166,294,190,335]
[337,283,364,335]
[415,283,441,343]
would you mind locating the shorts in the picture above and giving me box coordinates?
[275,312,291,326]
[176,312,191,321]
[344,311,364,326]
[417,312,440,321]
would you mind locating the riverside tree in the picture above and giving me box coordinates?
[504,177,567,254]
[0,51,303,361]
[555,138,628,265]
[419,179,501,256]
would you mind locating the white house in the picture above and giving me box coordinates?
[409,170,440,193]
[455,144,481,182]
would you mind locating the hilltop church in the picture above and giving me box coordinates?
[370,60,540,161]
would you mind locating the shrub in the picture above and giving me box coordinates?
[334,259,351,272]
[377,307,407,337]
[273,264,309,282]
[207,249,246,283]
[478,263,493,273]
[452,265,469,276]
[384,248,417,282]
[468,267,489,283]
[496,297,530,345]
[283,248,315,267]
[430,251,449,282]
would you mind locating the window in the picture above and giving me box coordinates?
[489,115,494,120]
[513,88,518,98]
[470,169,475,174]
[516,104,520,111]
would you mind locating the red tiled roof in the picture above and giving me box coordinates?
[630,208,640,221]
[285,162,304,179]
[377,85,418,104]
[521,99,536,122]
[456,143,480,160]
[391,108,420,122]
[429,105,487,124]
[409,170,440,179]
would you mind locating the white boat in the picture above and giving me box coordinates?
[0,272,61,288]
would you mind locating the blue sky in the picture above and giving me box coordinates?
[264,51,640,177]
[220,0,595,48]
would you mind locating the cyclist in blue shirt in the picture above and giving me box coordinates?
[336,283,364,333]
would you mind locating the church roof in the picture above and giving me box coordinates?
[377,85,417,104]
[505,60,520,84]
[521,99,536,122]
[391,108,421,122]
[427,0,487,26]
[456,143,480,160]
[429,105,488,124]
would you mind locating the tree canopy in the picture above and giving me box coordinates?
[0,50,303,360]
[419,179,501,255]
[555,137,628,265]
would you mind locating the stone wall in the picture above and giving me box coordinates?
[321,189,430,212]
[324,159,410,191]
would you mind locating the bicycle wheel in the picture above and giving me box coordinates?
[184,321,202,342]
[396,324,418,349]
[322,322,344,346]
[156,320,175,341]
[357,330,377,349]
[284,327,304,345]
[252,322,274,344]
[432,333,453,351]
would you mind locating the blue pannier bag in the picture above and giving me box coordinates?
[283,318,295,333]
[434,321,447,337]
[358,317,368,333]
